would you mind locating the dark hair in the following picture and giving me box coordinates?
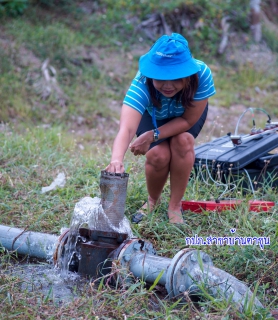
[146,74,199,109]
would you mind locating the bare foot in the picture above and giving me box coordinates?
[147,196,161,212]
[168,205,184,224]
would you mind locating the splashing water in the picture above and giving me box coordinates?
[60,196,133,278]
[5,263,87,304]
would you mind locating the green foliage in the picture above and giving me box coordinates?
[220,0,250,31]
[263,27,278,53]
[99,0,185,18]
[31,0,73,7]
[28,0,78,17]
[0,0,28,17]
[0,50,13,74]
[5,20,80,68]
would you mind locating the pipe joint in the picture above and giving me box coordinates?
[165,249,213,298]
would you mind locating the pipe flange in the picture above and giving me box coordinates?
[53,228,70,267]
[111,238,156,284]
[165,249,213,298]
[117,238,156,266]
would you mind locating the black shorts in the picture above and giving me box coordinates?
[136,103,208,149]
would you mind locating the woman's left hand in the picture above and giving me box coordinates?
[129,131,153,156]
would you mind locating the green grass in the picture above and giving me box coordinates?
[1,124,278,318]
[1,1,278,318]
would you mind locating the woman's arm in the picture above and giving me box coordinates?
[129,99,208,154]
[159,98,208,138]
[105,104,143,173]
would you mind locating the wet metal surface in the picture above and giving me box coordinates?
[129,253,171,285]
[165,249,263,311]
[77,228,128,277]
[79,228,128,244]
[0,225,58,260]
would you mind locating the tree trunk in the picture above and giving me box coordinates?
[250,0,262,42]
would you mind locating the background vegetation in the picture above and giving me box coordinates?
[1,0,278,318]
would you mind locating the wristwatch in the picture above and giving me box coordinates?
[153,129,159,142]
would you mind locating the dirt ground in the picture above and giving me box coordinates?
[1,27,277,148]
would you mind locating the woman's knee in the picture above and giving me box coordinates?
[170,132,195,155]
[146,144,171,169]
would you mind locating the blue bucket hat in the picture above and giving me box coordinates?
[139,33,200,80]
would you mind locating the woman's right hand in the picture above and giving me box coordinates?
[105,104,142,174]
[105,160,125,173]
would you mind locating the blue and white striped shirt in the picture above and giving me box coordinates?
[123,59,216,120]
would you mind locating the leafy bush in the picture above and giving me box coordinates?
[0,0,28,16]
[30,0,75,9]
